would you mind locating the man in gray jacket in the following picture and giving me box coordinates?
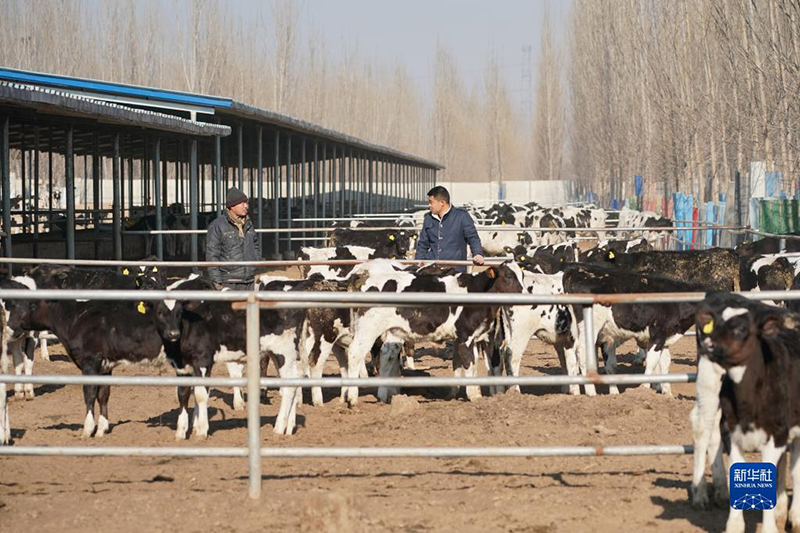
[415,186,484,272]
[206,187,261,289]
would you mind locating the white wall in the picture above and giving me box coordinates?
[435,180,574,206]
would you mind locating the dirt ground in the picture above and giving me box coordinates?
[0,332,754,533]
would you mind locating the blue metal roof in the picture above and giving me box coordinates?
[0,67,232,108]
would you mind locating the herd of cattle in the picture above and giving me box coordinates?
[3,200,800,531]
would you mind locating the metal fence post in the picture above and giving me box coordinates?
[246,293,261,499]
[582,305,597,375]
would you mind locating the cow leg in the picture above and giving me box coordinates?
[11,338,25,400]
[787,439,800,531]
[226,362,246,411]
[81,377,98,438]
[639,345,662,391]
[39,334,50,362]
[758,442,786,533]
[402,341,416,370]
[272,351,301,436]
[345,333,379,408]
[633,348,646,366]
[601,342,619,395]
[175,382,192,440]
[690,356,725,509]
[724,439,746,533]
[331,344,350,404]
[22,335,35,400]
[95,382,111,437]
[453,342,481,401]
[556,343,581,395]
[775,451,789,531]
[488,342,507,395]
[192,366,211,439]
[658,348,672,396]
[376,337,403,404]
[310,339,334,407]
[575,315,598,396]
[0,381,8,444]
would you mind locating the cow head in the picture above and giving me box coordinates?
[26,264,72,289]
[517,232,533,246]
[491,262,524,293]
[695,298,781,369]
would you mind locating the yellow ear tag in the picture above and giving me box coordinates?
[518,255,526,261]
[137,302,147,314]
[608,251,615,259]
[123,268,130,276]
[501,221,506,225]
[152,267,158,272]
[520,265,526,270]
[389,235,395,241]
[702,320,714,335]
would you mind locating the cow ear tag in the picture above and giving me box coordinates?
[519,255,526,261]
[487,269,496,279]
[608,251,615,259]
[123,268,130,276]
[152,267,158,272]
[137,301,147,314]
[702,320,713,334]
[389,234,396,241]
[501,221,506,225]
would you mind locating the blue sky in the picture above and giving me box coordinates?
[249,0,572,106]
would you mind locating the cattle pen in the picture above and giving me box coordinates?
[3,265,799,500]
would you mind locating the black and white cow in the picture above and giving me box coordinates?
[578,238,652,262]
[735,233,800,257]
[739,254,796,306]
[1,278,38,444]
[299,245,385,278]
[480,228,533,256]
[152,275,305,437]
[695,294,800,533]
[490,270,573,393]
[343,260,518,405]
[328,228,417,259]
[511,242,579,273]
[616,206,672,247]
[562,263,706,396]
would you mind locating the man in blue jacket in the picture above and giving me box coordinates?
[414,186,484,271]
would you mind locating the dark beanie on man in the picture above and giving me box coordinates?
[226,187,248,209]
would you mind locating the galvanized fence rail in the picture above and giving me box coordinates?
[2,288,800,498]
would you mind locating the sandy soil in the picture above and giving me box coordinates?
[0,333,752,533]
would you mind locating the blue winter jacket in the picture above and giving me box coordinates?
[414,206,483,271]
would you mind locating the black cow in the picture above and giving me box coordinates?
[584,248,739,291]
[578,238,653,261]
[329,228,417,259]
[18,293,181,438]
[695,294,800,532]
[736,233,800,256]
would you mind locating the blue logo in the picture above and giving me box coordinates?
[729,462,777,510]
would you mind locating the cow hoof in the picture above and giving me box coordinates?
[712,481,729,508]
[233,400,246,411]
[95,416,109,438]
[24,389,35,401]
[725,515,745,533]
[14,391,24,401]
[689,481,711,510]
[377,386,399,404]
[465,386,482,402]
[444,386,459,400]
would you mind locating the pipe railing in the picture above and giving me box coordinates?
[3,280,798,498]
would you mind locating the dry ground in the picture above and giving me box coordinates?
[0,333,752,533]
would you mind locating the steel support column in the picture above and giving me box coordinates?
[286,134,292,255]
[300,138,306,247]
[215,136,222,216]
[92,133,101,259]
[65,126,75,259]
[153,139,163,259]
[190,140,199,261]
[237,123,244,189]
[113,133,122,260]
[273,130,280,256]
[257,127,263,253]
[33,126,40,257]
[1,116,11,272]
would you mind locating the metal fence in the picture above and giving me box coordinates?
[3,285,800,499]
